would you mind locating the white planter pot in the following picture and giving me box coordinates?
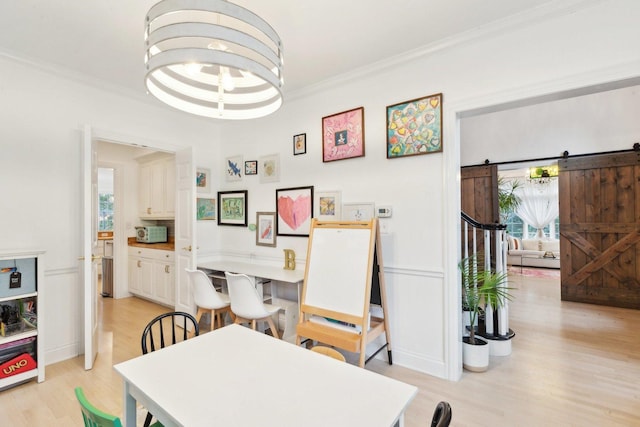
[463,336,489,372]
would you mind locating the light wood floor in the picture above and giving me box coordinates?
[1,272,639,426]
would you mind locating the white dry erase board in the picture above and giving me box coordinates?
[303,223,374,317]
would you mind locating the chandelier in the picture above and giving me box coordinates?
[527,165,558,186]
[144,0,284,120]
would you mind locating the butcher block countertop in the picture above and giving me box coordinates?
[127,237,175,251]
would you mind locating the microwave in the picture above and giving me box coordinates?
[135,226,167,243]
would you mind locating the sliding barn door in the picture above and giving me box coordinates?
[461,165,499,259]
[558,151,640,309]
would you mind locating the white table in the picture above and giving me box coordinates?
[198,260,305,341]
[114,324,417,427]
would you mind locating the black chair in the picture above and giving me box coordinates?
[141,311,199,427]
[430,401,452,427]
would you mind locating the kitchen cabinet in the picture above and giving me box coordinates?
[0,250,44,390]
[138,153,175,219]
[128,247,174,307]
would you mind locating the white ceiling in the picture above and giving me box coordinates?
[0,0,567,99]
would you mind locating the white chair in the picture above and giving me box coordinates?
[186,268,233,332]
[224,272,281,339]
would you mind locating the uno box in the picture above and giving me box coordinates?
[0,336,37,379]
[0,258,37,298]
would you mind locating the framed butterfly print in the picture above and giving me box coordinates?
[314,190,341,221]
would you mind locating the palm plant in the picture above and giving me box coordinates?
[459,255,513,345]
[498,177,522,223]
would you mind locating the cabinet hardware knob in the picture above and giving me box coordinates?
[137,260,142,268]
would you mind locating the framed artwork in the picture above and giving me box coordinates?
[322,106,365,162]
[276,186,314,237]
[196,198,216,220]
[314,190,342,221]
[342,202,375,221]
[245,160,258,176]
[225,155,243,181]
[196,168,211,193]
[259,153,280,183]
[293,133,306,155]
[217,190,248,226]
[255,211,277,247]
[386,92,443,158]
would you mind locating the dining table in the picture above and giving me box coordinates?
[113,323,417,426]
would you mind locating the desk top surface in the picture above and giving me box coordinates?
[114,324,416,427]
[198,259,305,283]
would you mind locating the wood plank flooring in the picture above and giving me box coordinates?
[1,272,639,426]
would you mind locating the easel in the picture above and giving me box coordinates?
[295,219,392,367]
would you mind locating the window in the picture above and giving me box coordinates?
[98,167,114,231]
[98,193,114,231]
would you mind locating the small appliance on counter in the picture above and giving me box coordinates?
[135,226,168,243]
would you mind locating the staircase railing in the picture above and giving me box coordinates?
[460,211,511,339]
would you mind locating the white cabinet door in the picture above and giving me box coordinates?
[138,154,176,219]
[128,256,141,294]
[154,260,174,305]
[138,162,153,217]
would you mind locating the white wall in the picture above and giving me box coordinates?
[200,0,640,378]
[460,85,640,166]
[1,0,639,378]
[0,56,222,364]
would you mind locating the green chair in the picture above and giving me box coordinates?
[75,387,163,427]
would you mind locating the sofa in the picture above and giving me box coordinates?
[506,236,560,269]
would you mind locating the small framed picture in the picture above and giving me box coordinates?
[314,191,342,221]
[259,154,280,183]
[276,186,314,237]
[256,211,277,247]
[225,155,243,181]
[217,190,248,226]
[342,202,375,221]
[322,107,365,162]
[196,198,216,220]
[293,133,306,155]
[245,160,258,176]
[196,168,211,193]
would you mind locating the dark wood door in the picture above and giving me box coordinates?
[461,165,499,259]
[558,151,640,309]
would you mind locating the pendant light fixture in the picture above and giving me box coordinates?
[144,0,284,120]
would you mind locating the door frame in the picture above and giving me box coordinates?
[83,127,191,363]
[445,68,640,381]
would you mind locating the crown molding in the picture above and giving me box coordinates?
[287,0,606,101]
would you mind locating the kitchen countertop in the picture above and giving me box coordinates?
[128,237,175,251]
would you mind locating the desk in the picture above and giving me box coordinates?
[114,324,417,427]
[198,260,304,342]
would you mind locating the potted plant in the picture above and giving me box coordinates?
[459,255,512,372]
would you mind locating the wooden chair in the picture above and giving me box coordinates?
[74,387,163,427]
[140,312,198,426]
[430,401,452,427]
[224,272,281,339]
[310,345,346,362]
[185,268,234,332]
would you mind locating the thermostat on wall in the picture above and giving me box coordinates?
[377,206,392,218]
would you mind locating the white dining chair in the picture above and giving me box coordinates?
[186,268,233,333]
[224,272,281,339]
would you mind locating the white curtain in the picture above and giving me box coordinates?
[515,181,559,239]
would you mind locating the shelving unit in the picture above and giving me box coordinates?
[0,250,44,390]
